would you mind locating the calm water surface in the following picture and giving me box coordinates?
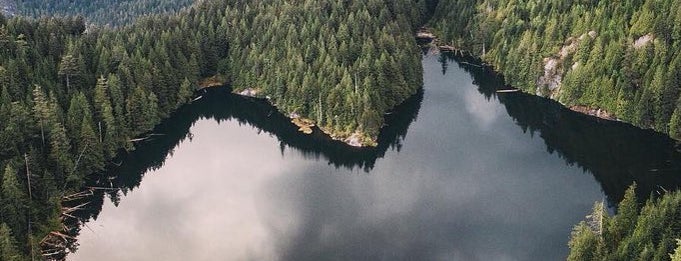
[68,54,681,261]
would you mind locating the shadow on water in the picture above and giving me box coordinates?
[438,53,681,206]
[59,87,423,254]
[114,86,421,186]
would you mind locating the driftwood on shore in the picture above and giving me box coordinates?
[496,89,520,93]
[415,28,469,57]
[439,45,456,52]
[416,31,436,40]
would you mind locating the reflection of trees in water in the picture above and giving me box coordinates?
[63,87,423,254]
[61,54,681,256]
[441,53,681,206]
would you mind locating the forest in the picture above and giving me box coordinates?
[429,0,681,140]
[16,0,194,26]
[1,0,681,260]
[427,1,681,258]
[568,185,681,261]
[0,0,429,259]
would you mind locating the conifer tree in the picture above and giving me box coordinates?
[58,53,83,92]
[0,223,22,261]
[1,165,27,241]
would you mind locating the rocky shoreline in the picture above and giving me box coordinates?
[418,29,627,124]
[569,105,617,121]
[232,88,376,147]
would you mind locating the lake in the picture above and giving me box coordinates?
[66,54,681,261]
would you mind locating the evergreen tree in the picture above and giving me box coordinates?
[567,222,602,261]
[48,122,73,181]
[126,86,150,134]
[672,240,681,261]
[0,223,22,261]
[58,53,83,92]
[570,185,681,260]
[607,185,637,250]
[177,77,193,108]
[1,165,27,241]
[671,101,681,140]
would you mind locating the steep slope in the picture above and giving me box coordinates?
[429,0,681,139]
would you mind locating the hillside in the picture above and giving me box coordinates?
[0,1,427,259]
[428,0,681,140]
[15,0,194,26]
[2,0,681,260]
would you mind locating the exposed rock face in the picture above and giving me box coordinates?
[588,30,598,39]
[538,57,562,96]
[537,31,596,99]
[238,88,259,97]
[344,132,364,147]
[633,34,654,49]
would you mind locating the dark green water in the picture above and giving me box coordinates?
[67,54,681,261]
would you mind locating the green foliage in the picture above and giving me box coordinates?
[567,222,602,261]
[16,0,194,27]
[0,0,427,257]
[430,0,681,138]
[672,240,681,261]
[225,0,424,140]
[177,78,193,108]
[0,223,22,261]
[6,0,680,259]
[1,164,27,244]
[669,99,681,139]
[569,185,681,260]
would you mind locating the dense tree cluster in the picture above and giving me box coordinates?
[429,0,681,140]
[16,0,195,26]
[14,0,428,144]
[226,0,424,144]
[568,185,681,261]
[3,0,680,259]
[0,0,428,259]
[429,2,681,259]
[0,3,230,258]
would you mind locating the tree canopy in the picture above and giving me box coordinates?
[0,0,427,259]
[2,0,681,260]
[568,185,681,261]
[429,0,681,139]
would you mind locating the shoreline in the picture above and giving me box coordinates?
[231,88,378,148]
[418,29,623,124]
